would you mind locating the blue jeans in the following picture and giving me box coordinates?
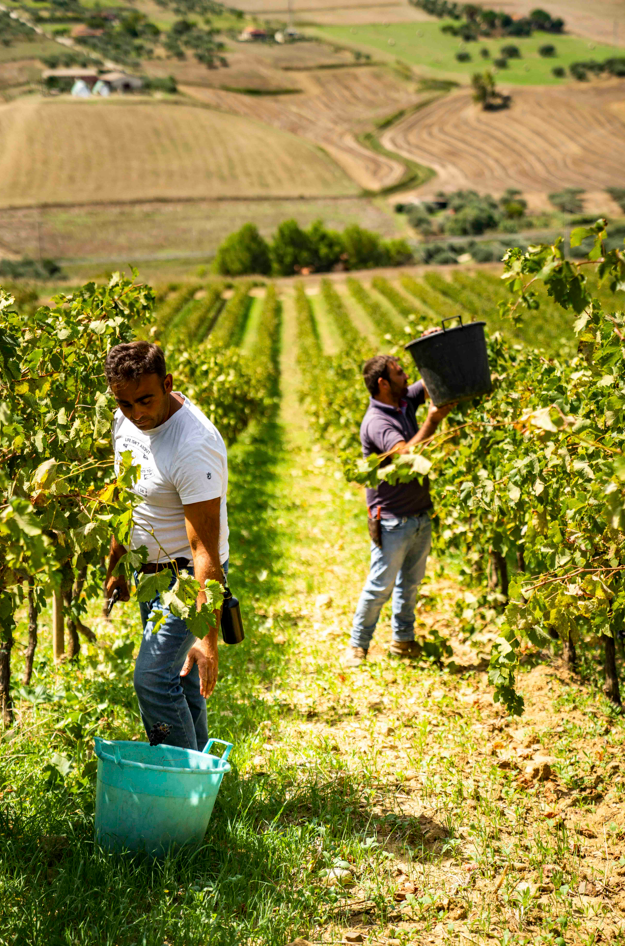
[351,513,431,650]
[134,560,228,751]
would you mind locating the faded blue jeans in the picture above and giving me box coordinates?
[351,513,431,650]
[134,560,227,751]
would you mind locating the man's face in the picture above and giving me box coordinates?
[111,372,173,431]
[386,360,409,401]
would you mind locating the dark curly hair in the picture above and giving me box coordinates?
[105,341,167,388]
[362,354,398,396]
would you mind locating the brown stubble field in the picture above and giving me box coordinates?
[381,81,625,209]
[0,196,406,267]
[182,66,425,192]
[0,97,359,207]
[142,40,359,92]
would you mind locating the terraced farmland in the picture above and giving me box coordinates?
[0,98,358,207]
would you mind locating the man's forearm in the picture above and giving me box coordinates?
[409,414,440,446]
[106,535,127,582]
[190,544,223,626]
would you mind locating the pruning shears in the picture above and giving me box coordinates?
[106,587,121,617]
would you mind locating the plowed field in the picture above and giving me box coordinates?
[0,98,357,207]
[184,67,422,192]
[382,82,625,199]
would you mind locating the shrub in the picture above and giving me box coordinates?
[456,51,471,62]
[445,203,500,236]
[271,219,312,276]
[480,47,490,58]
[501,44,521,58]
[500,218,520,233]
[607,188,625,213]
[307,220,343,273]
[0,257,64,280]
[569,62,588,80]
[494,57,508,68]
[384,238,413,266]
[499,188,527,218]
[470,242,507,262]
[471,69,497,107]
[529,8,564,33]
[418,244,458,265]
[341,225,386,270]
[214,220,414,276]
[538,43,556,56]
[429,248,458,265]
[548,188,584,214]
[444,191,501,235]
[213,223,272,276]
[407,204,435,235]
[604,57,625,76]
[552,66,565,77]
[143,75,178,93]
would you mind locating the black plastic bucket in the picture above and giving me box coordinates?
[404,316,491,407]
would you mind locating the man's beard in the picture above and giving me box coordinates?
[391,381,408,401]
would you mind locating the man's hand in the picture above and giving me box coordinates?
[181,635,218,698]
[427,401,454,424]
[105,573,130,602]
[105,536,130,604]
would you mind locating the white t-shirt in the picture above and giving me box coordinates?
[113,394,229,565]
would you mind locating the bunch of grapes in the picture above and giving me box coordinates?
[148,722,171,746]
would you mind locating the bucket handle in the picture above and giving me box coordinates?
[203,738,233,761]
[97,743,123,766]
[441,316,463,331]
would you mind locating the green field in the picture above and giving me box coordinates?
[315,21,623,85]
[0,37,61,63]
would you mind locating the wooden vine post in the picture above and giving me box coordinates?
[52,591,65,662]
[22,578,38,686]
[602,634,622,707]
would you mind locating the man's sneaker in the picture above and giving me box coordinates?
[343,645,367,667]
[389,640,422,659]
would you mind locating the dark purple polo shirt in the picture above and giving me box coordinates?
[361,381,432,519]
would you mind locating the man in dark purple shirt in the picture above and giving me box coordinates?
[346,354,451,665]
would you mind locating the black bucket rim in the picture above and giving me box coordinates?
[404,319,487,352]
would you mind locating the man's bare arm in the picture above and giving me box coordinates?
[105,535,130,601]
[180,497,223,698]
[389,401,453,456]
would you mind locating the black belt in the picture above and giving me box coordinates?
[140,557,190,575]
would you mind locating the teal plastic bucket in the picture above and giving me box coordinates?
[94,737,232,856]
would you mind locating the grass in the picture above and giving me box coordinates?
[314,21,623,85]
[0,98,358,208]
[358,128,434,195]
[2,294,625,944]
[0,38,60,63]
[1,198,404,269]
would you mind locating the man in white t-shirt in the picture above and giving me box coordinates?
[104,341,228,750]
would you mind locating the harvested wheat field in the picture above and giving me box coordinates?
[184,67,424,192]
[142,41,357,92]
[382,82,625,201]
[0,97,358,207]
